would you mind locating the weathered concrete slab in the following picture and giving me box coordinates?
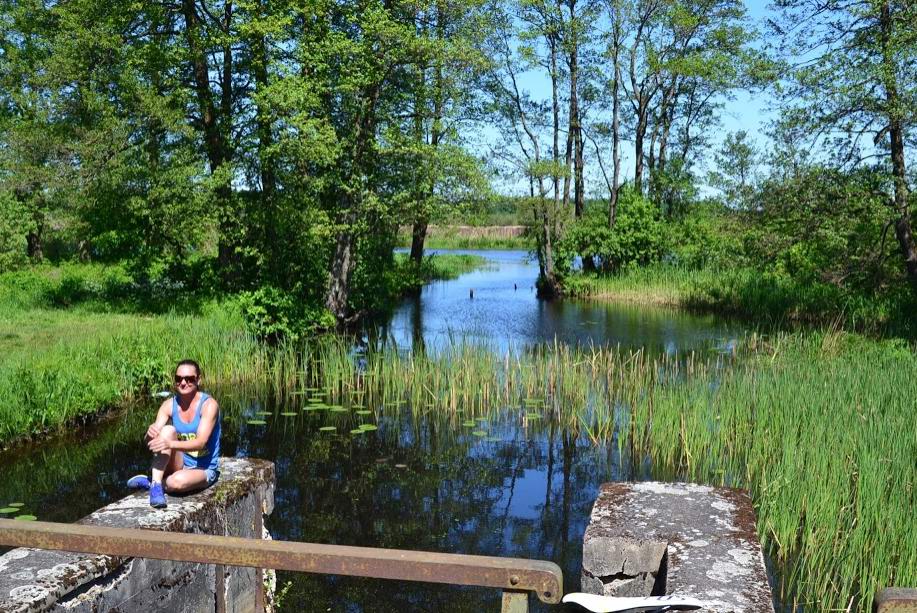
[0,457,275,613]
[582,482,773,612]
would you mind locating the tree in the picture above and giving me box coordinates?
[770,0,917,290]
[708,130,759,209]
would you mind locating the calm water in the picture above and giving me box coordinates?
[382,250,741,354]
[0,250,749,611]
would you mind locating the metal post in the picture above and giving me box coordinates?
[501,590,528,613]
[254,487,265,613]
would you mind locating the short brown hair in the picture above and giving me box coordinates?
[175,359,201,378]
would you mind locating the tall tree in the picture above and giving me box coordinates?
[771,0,917,289]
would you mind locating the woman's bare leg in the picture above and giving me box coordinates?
[165,469,209,493]
[150,426,182,484]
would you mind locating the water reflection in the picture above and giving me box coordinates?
[0,397,631,611]
[384,250,741,354]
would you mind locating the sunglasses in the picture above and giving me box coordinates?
[174,375,198,384]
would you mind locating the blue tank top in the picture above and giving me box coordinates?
[171,392,220,472]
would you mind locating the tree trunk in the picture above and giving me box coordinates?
[609,7,622,227]
[325,224,354,320]
[252,6,277,269]
[181,0,233,270]
[881,0,917,290]
[409,220,428,262]
[550,35,562,213]
[26,228,42,262]
[633,106,647,195]
[609,52,621,227]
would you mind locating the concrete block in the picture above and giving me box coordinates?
[0,457,275,613]
[581,481,774,612]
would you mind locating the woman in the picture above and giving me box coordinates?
[126,359,221,508]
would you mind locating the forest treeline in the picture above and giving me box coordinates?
[1,0,915,332]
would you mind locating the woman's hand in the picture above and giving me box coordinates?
[148,436,171,454]
[146,423,162,441]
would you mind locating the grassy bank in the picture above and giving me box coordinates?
[0,254,487,446]
[564,264,715,306]
[396,234,531,250]
[568,265,917,336]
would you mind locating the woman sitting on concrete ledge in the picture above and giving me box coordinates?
[126,359,221,508]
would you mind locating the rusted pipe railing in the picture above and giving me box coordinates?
[875,588,917,612]
[0,519,562,612]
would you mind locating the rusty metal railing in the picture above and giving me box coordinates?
[875,588,917,612]
[0,518,562,612]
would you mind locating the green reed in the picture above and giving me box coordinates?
[254,333,915,613]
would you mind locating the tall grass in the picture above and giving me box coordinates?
[568,264,917,335]
[565,265,717,306]
[244,333,914,613]
[395,234,531,250]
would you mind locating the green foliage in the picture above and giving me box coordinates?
[0,191,32,270]
[560,188,665,273]
[668,201,746,268]
[238,287,336,342]
[748,167,899,293]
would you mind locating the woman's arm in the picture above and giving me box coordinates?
[163,398,219,453]
[145,400,172,441]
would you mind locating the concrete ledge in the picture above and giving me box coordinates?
[0,457,275,613]
[582,482,773,613]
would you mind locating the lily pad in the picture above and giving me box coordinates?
[327,405,344,410]
[462,420,476,427]
[7,502,24,508]
[280,412,297,417]
[14,515,37,521]
[358,424,378,432]
[319,426,337,432]
[395,463,407,469]
[247,419,267,426]
[351,404,365,409]
[256,411,272,416]
[355,410,372,416]
[0,507,17,514]
[329,407,348,413]
[308,397,325,403]
[476,417,488,423]
[525,413,541,419]
[472,430,487,437]
[349,429,365,435]
[303,406,322,412]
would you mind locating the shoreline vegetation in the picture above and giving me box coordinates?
[566,264,917,337]
[0,254,487,447]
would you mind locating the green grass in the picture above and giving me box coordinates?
[566,264,917,335]
[395,234,531,250]
[564,264,713,305]
[274,334,914,612]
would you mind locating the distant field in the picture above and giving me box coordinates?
[397,225,530,249]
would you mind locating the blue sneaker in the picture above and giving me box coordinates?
[126,474,151,490]
[149,482,167,508]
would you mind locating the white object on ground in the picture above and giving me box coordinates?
[561,593,705,612]
[152,391,171,398]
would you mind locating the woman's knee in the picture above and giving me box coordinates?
[164,470,188,491]
[159,425,178,440]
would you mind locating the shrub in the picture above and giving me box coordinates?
[560,187,665,272]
